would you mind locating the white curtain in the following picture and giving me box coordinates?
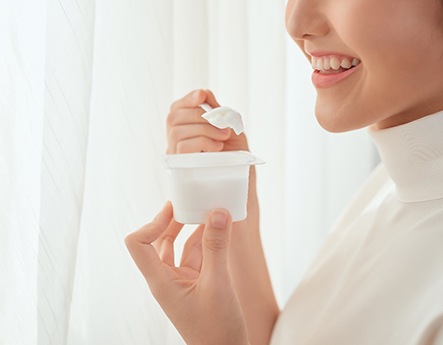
[0,1,377,344]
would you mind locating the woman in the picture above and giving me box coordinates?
[125,0,443,344]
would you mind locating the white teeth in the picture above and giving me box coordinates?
[311,55,361,72]
[323,58,330,70]
[340,58,351,69]
[330,57,340,70]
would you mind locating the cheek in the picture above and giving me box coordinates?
[336,0,441,63]
[333,0,422,52]
[285,0,296,34]
[334,3,430,94]
[334,5,395,54]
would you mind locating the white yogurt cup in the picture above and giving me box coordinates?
[165,151,264,224]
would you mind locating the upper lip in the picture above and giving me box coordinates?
[306,50,359,60]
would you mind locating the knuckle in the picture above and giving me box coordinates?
[168,125,180,143]
[204,236,228,253]
[166,110,177,127]
[124,233,135,247]
[212,140,224,151]
[169,99,181,112]
[160,234,176,246]
[175,141,187,153]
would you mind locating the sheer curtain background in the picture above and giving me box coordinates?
[0,0,378,344]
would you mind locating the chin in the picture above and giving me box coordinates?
[315,111,359,133]
[314,102,372,133]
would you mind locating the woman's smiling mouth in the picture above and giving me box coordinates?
[310,54,362,88]
[312,55,361,74]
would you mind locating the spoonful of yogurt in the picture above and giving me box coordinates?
[199,103,244,135]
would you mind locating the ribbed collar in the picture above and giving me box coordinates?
[368,111,443,202]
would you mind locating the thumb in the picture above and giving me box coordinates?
[201,209,232,275]
[203,89,221,108]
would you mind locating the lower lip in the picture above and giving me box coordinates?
[311,64,361,88]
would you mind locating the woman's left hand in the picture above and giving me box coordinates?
[124,202,250,345]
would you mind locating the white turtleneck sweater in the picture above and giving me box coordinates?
[270,112,443,345]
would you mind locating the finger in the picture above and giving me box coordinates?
[169,89,221,112]
[176,137,224,153]
[156,219,185,266]
[170,89,207,111]
[201,209,232,277]
[180,225,204,272]
[168,123,230,146]
[167,107,208,128]
[124,202,173,281]
[204,89,221,109]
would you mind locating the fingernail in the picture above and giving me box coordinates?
[210,210,228,229]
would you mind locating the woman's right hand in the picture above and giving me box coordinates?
[167,89,249,154]
[125,202,251,345]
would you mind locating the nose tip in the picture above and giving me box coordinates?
[285,0,329,40]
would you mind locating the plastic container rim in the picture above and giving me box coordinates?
[164,150,265,169]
